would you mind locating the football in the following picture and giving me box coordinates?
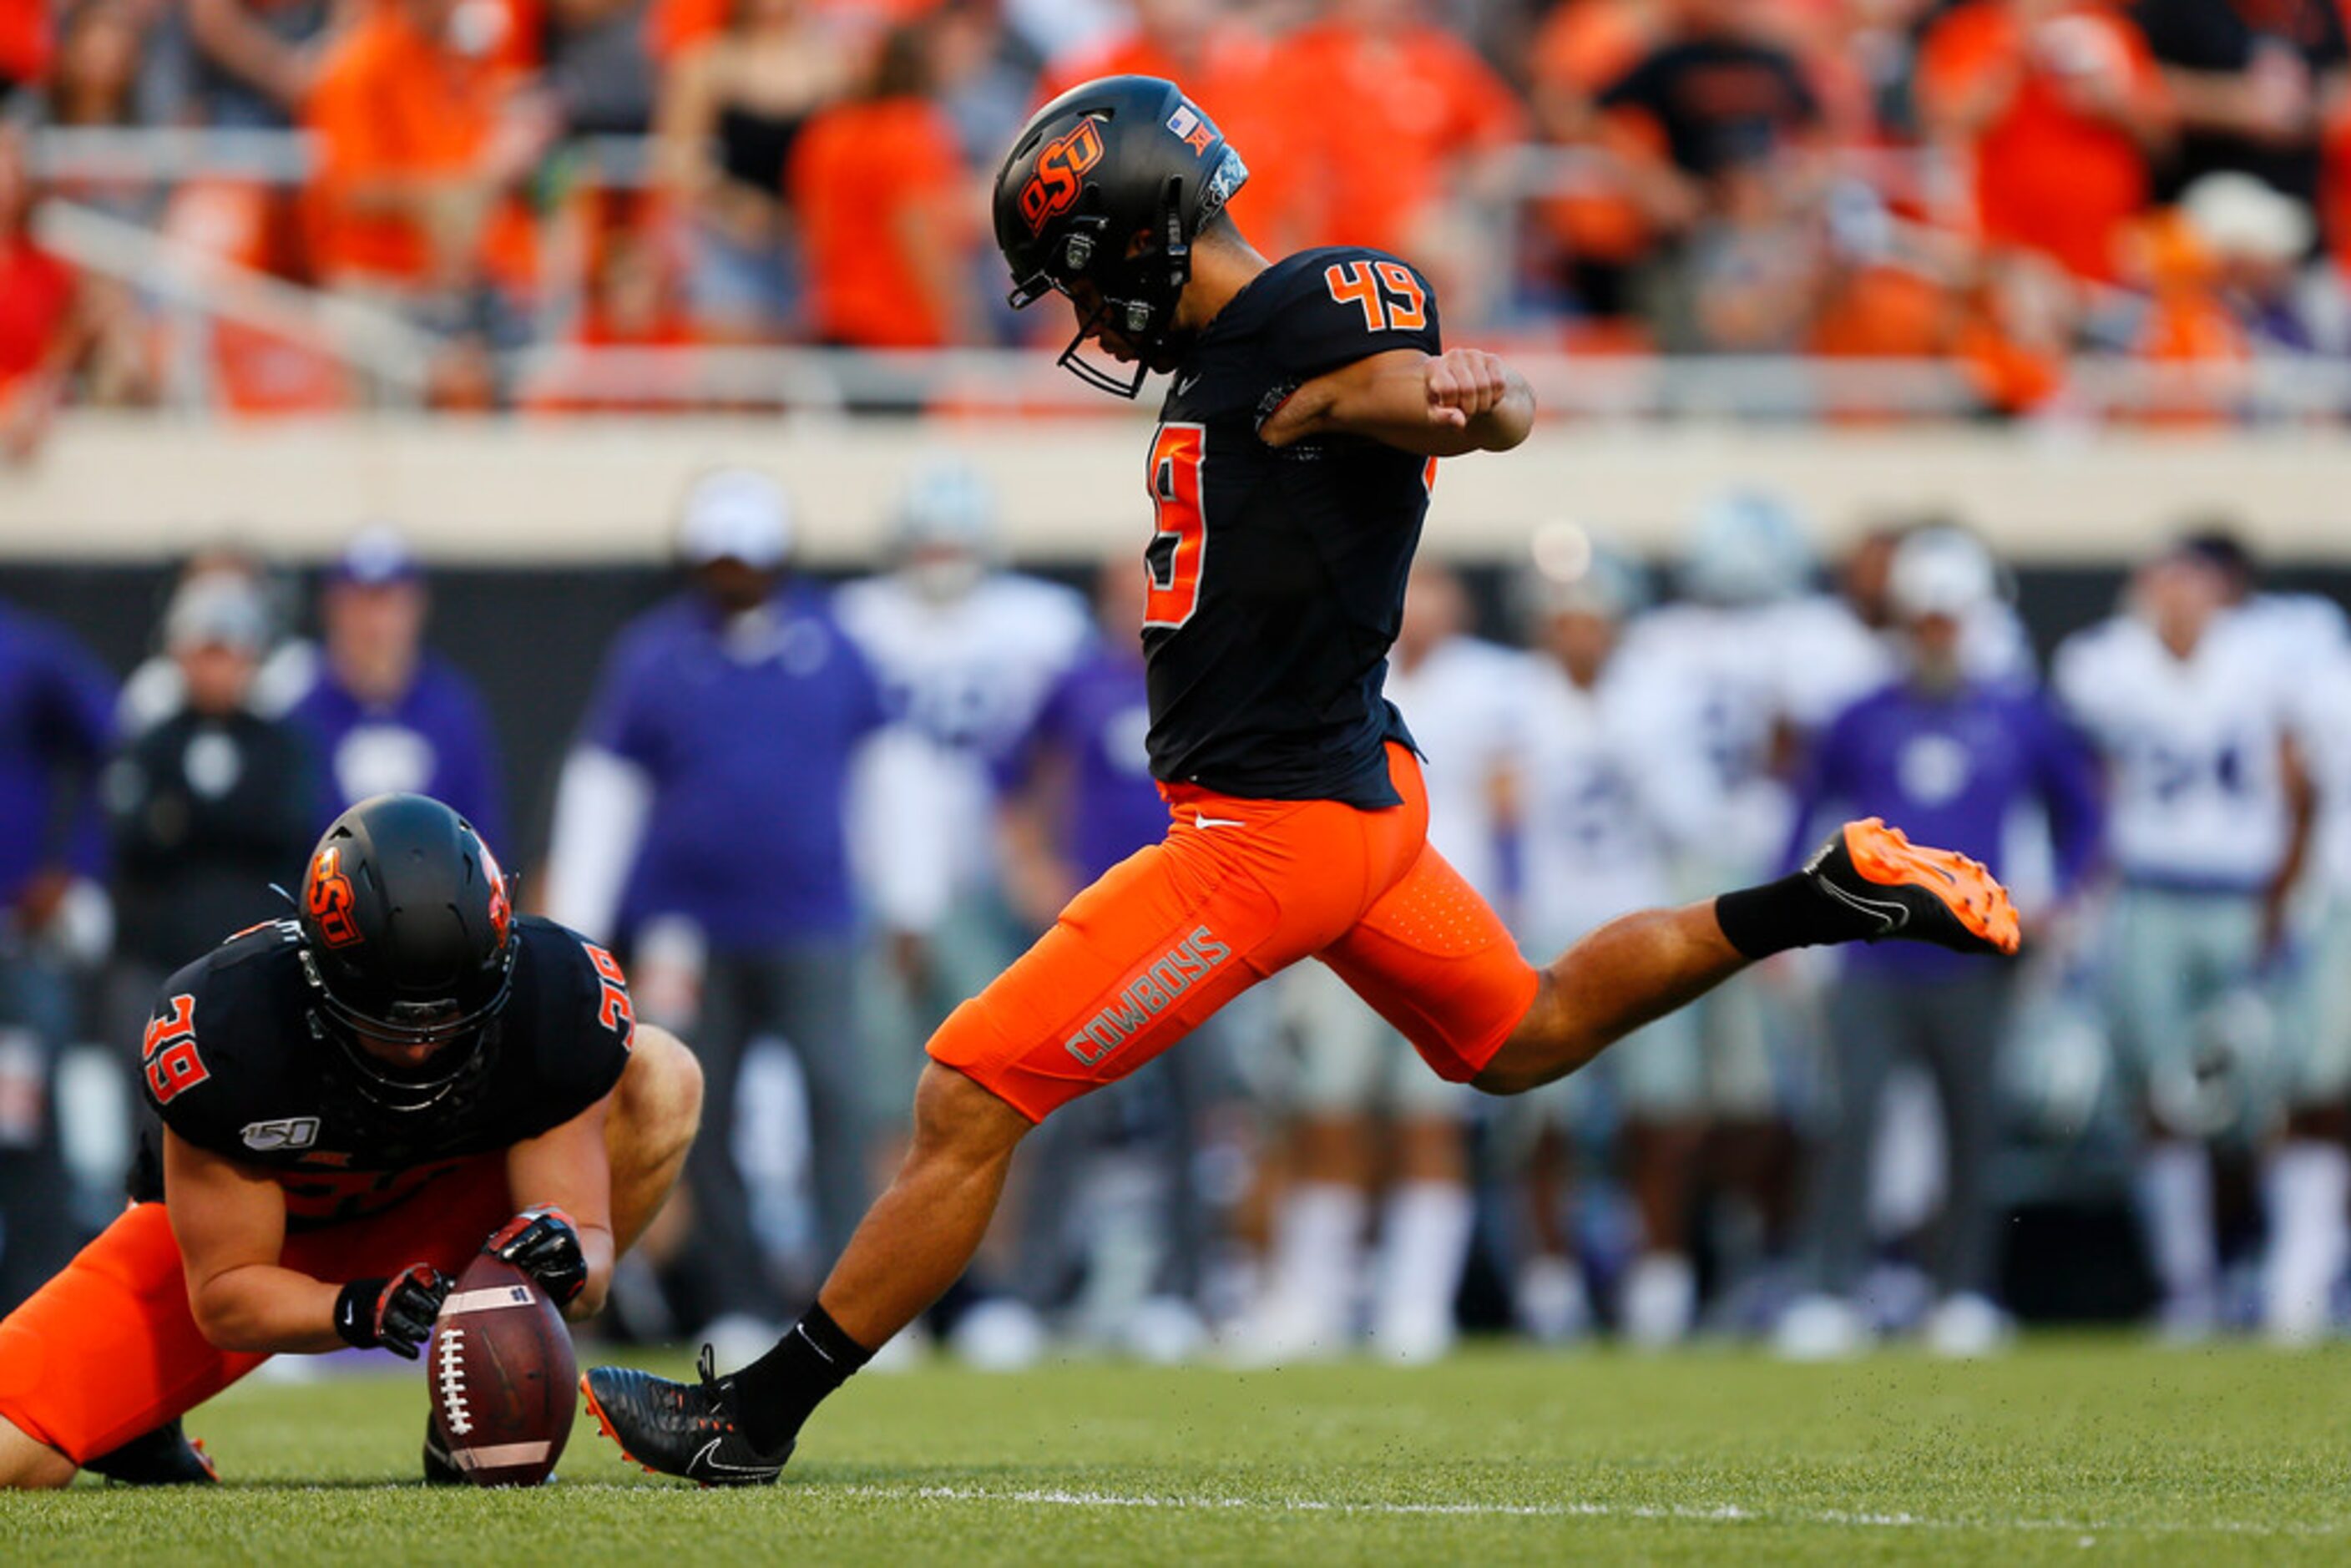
[426,1254,578,1487]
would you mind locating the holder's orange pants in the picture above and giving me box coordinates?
[931,743,1540,1121]
[0,1155,508,1466]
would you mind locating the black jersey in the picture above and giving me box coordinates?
[131,915,635,1229]
[1142,245,1443,810]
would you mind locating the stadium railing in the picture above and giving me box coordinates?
[23,128,2348,424]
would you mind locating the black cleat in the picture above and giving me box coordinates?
[1804,817,2020,956]
[580,1345,791,1487]
[423,1417,465,1486]
[83,1418,219,1485]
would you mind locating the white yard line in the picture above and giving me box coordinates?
[817,1483,2348,1540]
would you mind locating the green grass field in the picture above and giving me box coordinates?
[4,1338,2346,1564]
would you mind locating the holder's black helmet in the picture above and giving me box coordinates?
[297,792,517,1114]
[993,75,1248,397]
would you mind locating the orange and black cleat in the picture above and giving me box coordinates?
[581,1345,790,1487]
[1804,817,2021,958]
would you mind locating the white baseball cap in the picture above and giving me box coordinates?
[2181,172,2313,265]
[164,573,273,654]
[1888,527,1998,621]
[678,469,794,569]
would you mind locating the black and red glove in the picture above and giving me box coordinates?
[483,1205,587,1307]
[333,1263,450,1358]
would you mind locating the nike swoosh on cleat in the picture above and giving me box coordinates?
[689,1438,779,1482]
[1813,875,1910,936]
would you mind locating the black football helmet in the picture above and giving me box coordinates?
[296,793,517,1115]
[993,74,1249,397]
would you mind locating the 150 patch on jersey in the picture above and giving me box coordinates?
[240,1116,321,1152]
[142,994,210,1106]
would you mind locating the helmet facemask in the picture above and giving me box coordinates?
[301,939,515,1116]
[1008,175,1196,399]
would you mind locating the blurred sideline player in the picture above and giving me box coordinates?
[1240,561,1523,1365]
[0,793,702,1487]
[2053,540,2318,1340]
[583,77,2018,1485]
[0,591,116,1313]
[995,556,1243,1360]
[116,545,313,737]
[837,460,1091,1134]
[1615,493,1833,1309]
[102,574,318,1124]
[2282,635,2351,1343]
[2183,526,2351,1343]
[1504,529,1717,1347]
[836,459,1090,1365]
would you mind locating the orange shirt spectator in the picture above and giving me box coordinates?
[1,127,95,460]
[1278,0,1524,259]
[1529,0,1663,286]
[1810,263,1954,360]
[1036,13,1314,254]
[1917,1,2169,282]
[788,32,972,347]
[0,0,48,90]
[0,240,73,402]
[1954,249,2079,415]
[303,0,547,294]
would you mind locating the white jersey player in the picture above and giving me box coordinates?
[835,461,1091,1154]
[1600,496,1825,1236]
[837,463,1092,913]
[1622,491,1877,878]
[2277,635,2351,1344]
[1242,563,1524,1367]
[1507,534,1722,1345]
[2052,541,2320,1340]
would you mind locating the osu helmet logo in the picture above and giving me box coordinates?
[1019,119,1105,235]
[306,846,362,948]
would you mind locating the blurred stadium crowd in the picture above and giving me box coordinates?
[8,0,2351,421]
[4,468,2350,1367]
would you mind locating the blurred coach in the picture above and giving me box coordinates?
[1777,529,2101,1358]
[545,471,887,1348]
[284,525,505,845]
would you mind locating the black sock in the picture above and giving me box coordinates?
[730,1304,873,1454]
[1712,870,1878,960]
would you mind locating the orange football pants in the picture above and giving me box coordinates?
[931,742,1541,1121]
[0,1154,510,1465]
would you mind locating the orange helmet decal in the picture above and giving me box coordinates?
[1019,119,1106,235]
[306,845,363,948]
